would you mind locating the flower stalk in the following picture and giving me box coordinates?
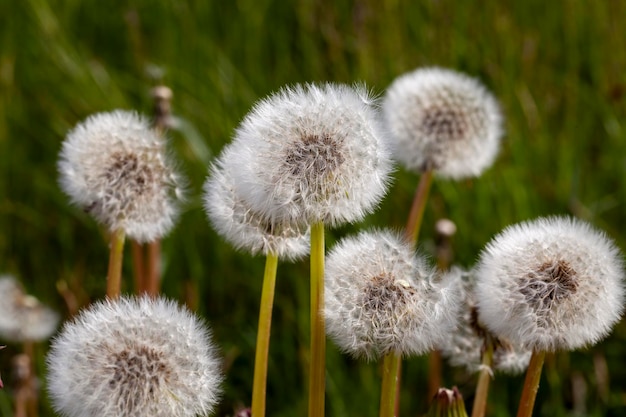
[309,221,326,417]
[251,253,279,417]
[380,351,402,417]
[471,339,494,417]
[516,350,546,417]
[404,169,434,245]
[106,228,126,299]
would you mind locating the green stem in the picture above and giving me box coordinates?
[251,253,279,417]
[516,350,546,417]
[404,169,434,247]
[380,351,402,417]
[308,222,326,417]
[106,228,126,299]
[471,339,494,417]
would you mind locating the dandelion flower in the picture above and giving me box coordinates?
[324,230,459,359]
[475,216,625,352]
[58,110,184,243]
[0,275,59,342]
[46,296,222,417]
[382,67,502,179]
[203,144,310,261]
[229,83,392,227]
[439,269,530,374]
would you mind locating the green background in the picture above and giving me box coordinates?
[1,0,625,416]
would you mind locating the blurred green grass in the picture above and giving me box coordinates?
[1,0,625,416]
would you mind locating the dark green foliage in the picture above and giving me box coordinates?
[1,1,625,416]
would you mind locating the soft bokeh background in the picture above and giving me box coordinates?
[1,1,625,416]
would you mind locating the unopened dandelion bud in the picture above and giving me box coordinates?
[426,387,468,417]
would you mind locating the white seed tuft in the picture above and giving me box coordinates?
[438,268,531,374]
[229,83,393,227]
[58,110,184,242]
[203,144,310,261]
[46,296,222,417]
[0,275,59,342]
[324,230,460,360]
[475,216,625,352]
[382,67,503,179]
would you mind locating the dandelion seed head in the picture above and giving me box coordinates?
[46,296,222,417]
[382,67,502,179]
[203,144,310,261]
[0,275,59,342]
[230,83,392,227]
[475,216,625,352]
[438,268,531,374]
[324,230,460,360]
[58,110,184,242]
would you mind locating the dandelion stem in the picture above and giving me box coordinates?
[516,350,546,417]
[308,222,326,417]
[106,228,126,299]
[471,339,494,417]
[251,253,279,417]
[380,351,401,417]
[131,241,145,293]
[427,350,442,400]
[24,341,38,417]
[145,240,162,296]
[399,169,433,413]
[404,169,434,246]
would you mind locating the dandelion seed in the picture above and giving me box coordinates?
[324,230,459,360]
[0,275,59,342]
[382,67,502,179]
[58,110,184,243]
[203,144,310,261]
[475,216,625,352]
[229,83,392,227]
[46,296,222,417]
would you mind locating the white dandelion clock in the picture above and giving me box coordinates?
[475,216,625,352]
[382,67,502,179]
[439,269,530,375]
[0,275,59,342]
[324,230,459,359]
[46,296,222,417]
[230,83,393,227]
[203,144,310,261]
[58,110,184,243]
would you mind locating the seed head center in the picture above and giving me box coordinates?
[284,134,345,181]
[109,345,169,395]
[421,107,469,143]
[105,152,155,197]
[520,259,578,314]
[362,274,415,311]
